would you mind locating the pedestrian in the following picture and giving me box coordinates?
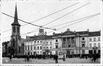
[9,55,12,61]
[63,54,66,61]
[27,52,30,62]
[54,54,58,63]
[9,47,14,61]
[91,54,96,62]
[25,53,27,62]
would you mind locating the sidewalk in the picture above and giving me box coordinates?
[2,57,100,64]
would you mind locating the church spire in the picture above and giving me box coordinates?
[12,4,20,26]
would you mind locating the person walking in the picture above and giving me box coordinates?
[9,47,14,61]
[54,54,58,63]
[27,52,30,62]
[63,54,66,61]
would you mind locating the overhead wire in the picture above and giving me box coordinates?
[42,2,90,27]
[22,2,79,26]
[1,12,56,31]
[1,2,79,33]
[50,13,100,28]
[19,2,90,36]
[57,13,100,31]
[21,13,100,36]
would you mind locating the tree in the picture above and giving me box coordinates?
[2,41,9,54]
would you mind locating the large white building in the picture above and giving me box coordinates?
[88,31,100,54]
[24,28,101,56]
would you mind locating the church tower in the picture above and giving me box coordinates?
[11,4,21,55]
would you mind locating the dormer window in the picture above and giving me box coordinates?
[82,44,85,47]
[82,37,85,40]
[56,39,58,42]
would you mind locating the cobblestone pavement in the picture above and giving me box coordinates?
[2,57,100,64]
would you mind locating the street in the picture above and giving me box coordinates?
[2,57,100,64]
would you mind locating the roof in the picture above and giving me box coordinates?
[89,31,100,36]
[53,30,100,37]
[25,29,100,41]
[53,30,76,37]
[11,4,20,26]
[26,35,53,41]
[76,31,89,35]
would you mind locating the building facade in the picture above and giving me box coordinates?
[88,31,100,55]
[24,28,101,56]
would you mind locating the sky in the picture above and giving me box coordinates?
[1,0,102,42]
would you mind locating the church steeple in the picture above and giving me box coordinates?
[10,3,24,55]
[12,4,20,26]
[11,4,21,36]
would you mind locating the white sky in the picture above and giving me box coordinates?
[1,0,102,42]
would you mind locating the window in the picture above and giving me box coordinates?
[94,38,96,41]
[17,27,19,33]
[19,47,20,53]
[82,50,85,54]
[40,51,42,54]
[82,37,85,40]
[94,43,96,47]
[31,52,32,55]
[34,52,36,55]
[89,50,92,54]
[89,38,92,41]
[98,50,100,54]
[34,41,36,43]
[63,38,66,41]
[82,44,85,47]
[40,41,42,43]
[94,50,96,54]
[50,42,52,44]
[98,43,100,47]
[37,41,39,43]
[90,43,92,47]
[68,45,70,47]
[40,46,42,49]
[37,46,39,50]
[34,46,36,50]
[13,26,16,33]
[56,45,58,48]
[50,47,52,49]
[31,46,32,50]
[98,37,100,41]
[56,39,58,42]
[38,51,39,54]
[28,46,29,50]
[25,46,27,50]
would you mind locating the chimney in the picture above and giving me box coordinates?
[67,28,70,31]
[45,32,47,35]
[53,32,55,35]
[74,30,76,33]
[87,29,89,32]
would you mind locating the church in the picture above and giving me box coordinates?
[8,4,24,55]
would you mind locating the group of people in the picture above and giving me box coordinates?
[8,52,99,63]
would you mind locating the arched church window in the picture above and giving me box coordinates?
[13,26,16,33]
[17,27,19,33]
